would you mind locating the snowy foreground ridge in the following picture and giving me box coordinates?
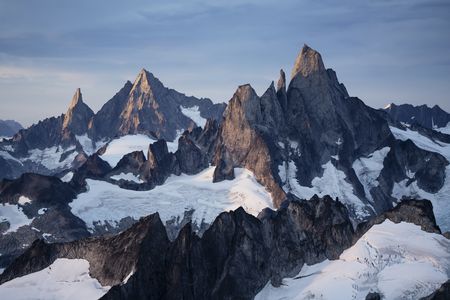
[256,220,450,300]
[1,220,447,300]
[0,259,110,300]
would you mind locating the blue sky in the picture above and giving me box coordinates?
[0,0,449,127]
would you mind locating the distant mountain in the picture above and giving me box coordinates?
[384,103,450,132]
[0,120,23,137]
[0,70,226,180]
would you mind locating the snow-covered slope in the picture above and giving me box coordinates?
[0,203,33,234]
[279,160,373,220]
[0,258,110,300]
[435,122,450,135]
[100,134,181,168]
[256,220,450,300]
[180,105,207,128]
[70,167,273,230]
[390,126,450,231]
[352,147,390,204]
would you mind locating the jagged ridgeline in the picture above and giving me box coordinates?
[0,44,450,299]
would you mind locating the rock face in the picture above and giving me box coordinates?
[210,44,449,223]
[175,134,209,175]
[0,197,441,300]
[95,69,226,141]
[0,120,23,137]
[0,173,88,267]
[385,103,450,130]
[70,154,112,190]
[286,44,392,184]
[421,280,450,300]
[140,140,180,185]
[62,89,94,135]
[213,84,286,206]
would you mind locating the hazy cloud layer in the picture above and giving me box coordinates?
[0,0,449,126]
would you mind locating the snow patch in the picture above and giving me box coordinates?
[434,122,450,135]
[100,134,155,167]
[0,258,110,300]
[38,208,47,215]
[18,196,32,205]
[26,145,77,170]
[256,220,450,300]
[281,160,373,219]
[352,147,390,202]
[70,167,273,230]
[0,204,33,234]
[180,105,207,128]
[110,172,144,184]
[61,171,74,182]
[75,134,98,155]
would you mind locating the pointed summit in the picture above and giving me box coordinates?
[63,88,94,135]
[276,69,288,112]
[291,44,325,79]
[68,88,83,109]
[131,68,165,95]
[277,69,286,92]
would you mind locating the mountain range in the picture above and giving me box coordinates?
[0,44,449,300]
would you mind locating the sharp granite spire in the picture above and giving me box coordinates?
[62,88,94,135]
[291,44,326,79]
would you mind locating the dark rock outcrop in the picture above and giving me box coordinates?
[385,103,450,130]
[212,157,235,182]
[70,154,112,189]
[421,280,450,300]
[175,134,208,175]
[111,151,146,175]
[0,173,88,267]
[140,140,180,185]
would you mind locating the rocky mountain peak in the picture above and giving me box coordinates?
[291,44,326,79]
[130,69,164,96]
[227,84,261,125]
[62,88,94,135]
[68,88,83,108]
[277,69,286,92]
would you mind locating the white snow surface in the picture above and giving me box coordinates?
[0,258,110,300]
[390,126,450,231]
[100,134,181,168]
[110,172,144,183]
[180,105,207,128]
[256,220,450,300]
[434,122,450,135]
[25,145,77,170]
[18,196,32,205]
[352,147,390,203]
[70,167,273,230]
[75,134,99,156]
[280,161,373,219]
[0,204,33,234]
[61,171,74,182]
[100,134,155,167]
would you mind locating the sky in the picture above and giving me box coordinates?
[0,0,449,127]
